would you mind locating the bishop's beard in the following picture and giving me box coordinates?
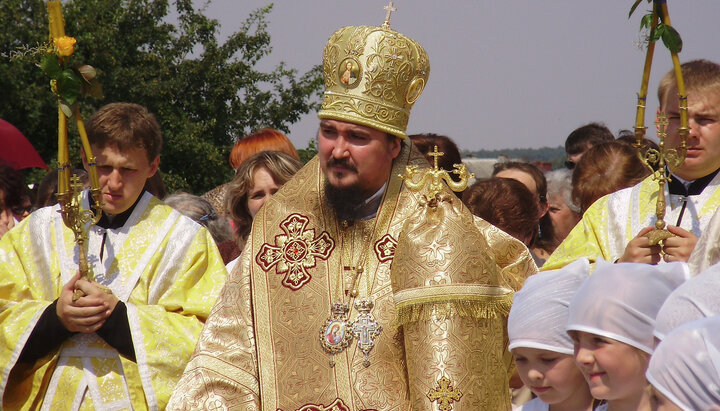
[324,180,368,222]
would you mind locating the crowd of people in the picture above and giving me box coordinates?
[0,12,719,411]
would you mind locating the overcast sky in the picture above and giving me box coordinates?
[200,1,720,151]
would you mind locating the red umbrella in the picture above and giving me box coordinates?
[0,119,49,171]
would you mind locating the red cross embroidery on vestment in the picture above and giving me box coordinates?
[256,213,335,290]
[374,234,397,263]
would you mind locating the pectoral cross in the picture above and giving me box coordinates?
[382,2,397,29]
[352,299,382,367]
[427,376,463,411]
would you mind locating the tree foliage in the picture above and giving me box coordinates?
[0,0,323,194]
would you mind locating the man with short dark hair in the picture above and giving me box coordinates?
[0,103,227,409]
[564,122,615,169]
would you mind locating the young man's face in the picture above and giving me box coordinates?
[317,119,401,198]
[86,144,159,215]
[664,89,720,180]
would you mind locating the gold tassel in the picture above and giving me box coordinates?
[394,293,514,326]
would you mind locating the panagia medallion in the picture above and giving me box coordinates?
[319,302,354,367]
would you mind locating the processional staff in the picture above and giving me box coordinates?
[46,1,110,299]
[630,0,689,246]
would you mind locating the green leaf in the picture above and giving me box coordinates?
[57,69,81,104]
[629,0,643,18]
[41,53,62,79]
[640,13,653,30]
[661,25,683,53]
[651,24,666,42]
[77,65,97,82]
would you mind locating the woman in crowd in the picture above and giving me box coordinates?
[572,141,650,214]
[492,162,553,262]
[223,151,303,268]
[202,128,299,217]
[463,177,542,264]
[542,169,581,257]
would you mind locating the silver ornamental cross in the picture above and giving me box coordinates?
[352,299,382,367]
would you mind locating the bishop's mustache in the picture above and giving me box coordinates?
[326,158,357,172]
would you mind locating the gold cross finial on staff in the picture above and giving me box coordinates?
[637,112,687,246]
[399,145,473,200]
[382,1,397,29]
[427,376,463,411]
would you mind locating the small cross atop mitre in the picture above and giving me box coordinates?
[382,1,397,29]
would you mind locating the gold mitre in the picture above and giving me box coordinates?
[318,19,430,139]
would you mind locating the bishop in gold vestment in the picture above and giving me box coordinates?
[168,16,536,411]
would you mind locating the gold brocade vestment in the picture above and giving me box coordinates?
[0,193,228,410]
[168,142,536,410]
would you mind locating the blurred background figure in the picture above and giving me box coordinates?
[563,122,614,169]
[0,163,29,237]
[34,168,90,209]
[463,177,543,266]
[164,193,233,246]
[223,151,302,269]
[492,161,551,262]
[144,173,167,200]
[409,133,464,196]
[539,169,581,261]
[572,141,650,214]
[202,128,299,217]
[615,129,661,172]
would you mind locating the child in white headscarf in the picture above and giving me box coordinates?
[509,258,595,411]
[654,261,720,342]
[647,316,720,411]
[567,261,688,411]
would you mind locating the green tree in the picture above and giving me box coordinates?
[0,0,323,194]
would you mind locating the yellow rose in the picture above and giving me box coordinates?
[54,36,76,57]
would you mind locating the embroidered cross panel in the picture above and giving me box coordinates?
[256,213,335,290]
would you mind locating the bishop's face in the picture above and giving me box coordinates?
[317,119,401,198]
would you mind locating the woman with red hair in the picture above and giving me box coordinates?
[202,128,299,217]
[228,128,299,171]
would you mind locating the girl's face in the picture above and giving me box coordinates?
[573,331,650,401]
[513,347,590,406]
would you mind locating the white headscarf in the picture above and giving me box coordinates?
[509,258,590,355]
[647,316,720,411]
[566,260,689,354]
[655,261,720,341]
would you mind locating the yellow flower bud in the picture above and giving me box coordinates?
[54,36,76,57]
